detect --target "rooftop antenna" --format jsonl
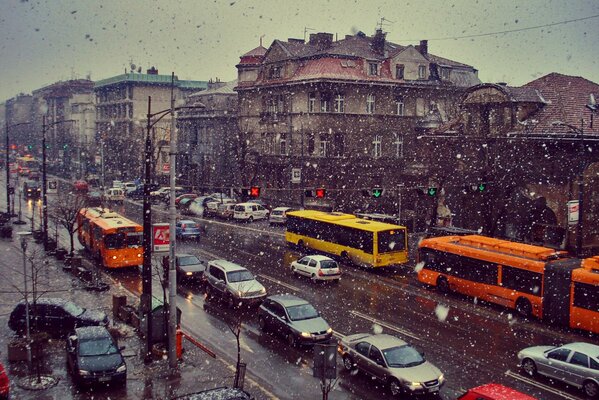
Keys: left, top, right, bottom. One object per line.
{"left": 377, "top": 17, "right": 394, "bottom": 31}
{"left": 304, "top": 27, "right": 315, "bottom": 41}
{"left": 260, "top": 34, "right": 265, "bottom": 47}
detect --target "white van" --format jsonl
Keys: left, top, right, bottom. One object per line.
{"left": 104, "top": 188, "right": 125, "bottom": 202}
{"left": 233, "top": 202, "right": 269, "bottom": 222}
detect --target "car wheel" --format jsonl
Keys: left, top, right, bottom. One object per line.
{"left": 515, "top": 297, "right": 532, "bottom": 318}
{"left": 297, "top": 240, "right": 306, "bottom": 251}
{"left": 436, "top": 276, "right": 450, "bottom": 294}
{"left": 287, "top": 332, "right": 296, "bottom": 347}
{"left": 342, "top": 355, "right": 355, "bottom": 371}
{"left": 583, "top": 380, "right": 599, "bottom": 398}
{"left": 388, "top": 378, "right": 403, "bottom": 396}
{"left": 521, "top": 358, "right": 537, "bottom": 377}
{"left": 205, "top": 286, "right": 212, "bottom": 299}
{"left": 227, "top": 296, "right": 237, "bottom": 308}
{"left": 311, "top": 273, "right": 317, "bottom": 283}
{"left": 248, "top": 216, "right": 254, "bottom": 223}
{"left": 290, "top": 265, "right": 296, "bottom": 274}
{"left": 258, "top": 316, "right": 267, "bottom": 332}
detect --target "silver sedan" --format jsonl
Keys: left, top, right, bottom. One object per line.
{"left": 518, "top": 342, "right": 599, "bottom": 398}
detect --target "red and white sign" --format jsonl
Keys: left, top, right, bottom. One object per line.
{"left": 567, "top": 200, "right": 579, "bottom": 225}
{"left": 152, "top": 223, "right": 170, "bottom": 252}
{"left": 162, "top": 163, "right": 170, "bottom": 173}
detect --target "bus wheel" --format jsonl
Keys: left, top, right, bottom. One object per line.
{"left": 340, "top": 251, "right": 351, "bottom": 265}
{"left": 297, "top": 240, "right": 305, "bottom": 250}
{"left": 436, "top": 277, "right": 450, "bottom": 294}
{"left": 583, "top": 380, "right": 599, "bottom": 398}
{"left": 515, "top": 298, "right": 532, "bottom": 318}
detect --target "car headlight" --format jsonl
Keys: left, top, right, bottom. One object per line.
{"left": 259, "top": 287, "right": 266, "bottom": 295}
{"left": 116, "top": 364, "right": 127, "bottom": 373}
{"left": 79, "top": 370, "right": 90, "bottom": 376}
{"left": 186, "top": 272, "right": 193, "bottom": 276}
{"left": 236, "top": 290, "right": 243, "bottom": 298}
{"left": 326, "top": 327, "right": 333, "bottom": 334}
{"left": 439, "top": 374, "right": 445, "bottom": 383}
{"left": 300, "top": 332, "right": 312, "bottom": 338}
{"left": 408, "top": 382, "right": 423, "bottom": 389}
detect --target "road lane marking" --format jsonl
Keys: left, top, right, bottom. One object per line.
{"left": 505, "top": 370, "right": 580, "bottom": 400}
{"left": 332, "top": 330, "right": 346, "bottom": 340}
{"left": 258, "top": 274, "right": 301, "bottom": 292}
{"left": 349, "top": 310, "right": 420, "bottom": 341}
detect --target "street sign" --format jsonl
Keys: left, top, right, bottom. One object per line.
{"left": 152, "top": 223, "right": 170, "bottom": 252}
{"left": 567, "top": 200, "right": 579, "bottom": 225}
{"left": 291, "top": 168, "right": 301, "bottom": 184}
{"left": 313, "top": 343, "right": 337, "bottom": 380}
{"left": 47, "top": 180, "right": 58, "bottom": 194}
{"left": 162, "top": 163, "right": 170, "bottom": 173}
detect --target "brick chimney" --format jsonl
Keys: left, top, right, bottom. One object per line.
{"left": 372, "top": 29, "right": 386, "bottom": 55}
{"left": 147, "top": 66, "right": 158, "bottom": 75}
{"left": 309, "top": 32, "right": 333, "bottom": 50}
{"left": 419, "top": 40, "right": 428, "bottom": 56}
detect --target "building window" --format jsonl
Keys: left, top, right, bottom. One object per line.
{"left": 441, "top": 67, "right": 451, "bottom": 80}
{"left": 395, "top": 96, "right": 405, "bottom": 116}
{"left": 320, "top": 92, "right": 331, "bottom": 112}
{"left": 366, "top": 94, "right": 376, "bottom": 114}
{"left": 308, "top": 92, "right": 316, "bottom": 113}
{"left": 269, "top": 65, "right": 282, "bottom": 79}
{"left": 396, "top": 64, "right": 405, "bottom": 79}
{"left": 369, "top": 63, "right": 379, "bottom": 76}
{"left": 416, "top": 97, "right": 426, "bottom": 116}
{"left": 261, "top": 132, "right": 269, "bottom": 154}
{"left": 334, "top": 94, "right": 344, "bottom": 113}
{"left": 373, "top": 135, "right": 381, "bottom": 158}
{"left": 418, "top": 65, "right": 427, "bottom": 79}
{"left": 333, "top": 132, "right": 344, "bottom": 157}
{"left": 393, "top": 135, "right": 404, "bottom": 158}
{"left": 307, "top": 134, "right": 315, "bottom": 155}
{"left": 319, "top": 135, "right": 328, "bottom": 157}
{"left": 279, "top": 133, "right": 287, "bottom": 155}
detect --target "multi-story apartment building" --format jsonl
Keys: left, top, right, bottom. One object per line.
{"left": 177, "top": 79, "right": 239, "bottom": 190}
{"left": 94, "top": 67, "right": 207, "bottom": 184}
{"left": 236, "top": 29, "right": 480, "bottom": 219}
{"left": 3, "top": 94, "right": 34, "bottom": 152}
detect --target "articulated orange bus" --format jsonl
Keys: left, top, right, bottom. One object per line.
{"left": 417, "top": 235, "right": 570, "bottom": 319}
{"left": 77, "top": 207, "right": 143, "bottom": 269}
{"left": 569, "top": 257, "right": 599, "bottom": 334}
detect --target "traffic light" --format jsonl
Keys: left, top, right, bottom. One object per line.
{"left": 476, "top": 183, "right": 486, "bottom": 192}
{"left": 304, "top": 189, "right": 314, "bottom": 198}
{"left": 372, "top": 187, "right": 384, "bottom": 198}
{"left": 427, "top": 187, "right": 437, "bottom": 197}
{"left": 250, "top": 186, "right": 260, "bottom": 198}
{"left": 315, "top": 188, "right": 326, "bottom": 198}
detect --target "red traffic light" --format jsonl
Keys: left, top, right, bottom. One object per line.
{"left": 250, "top": 186, "right": 260, "bottom": 198}
{"left": 315, "top": 188, "right": 326, "bottom": 198}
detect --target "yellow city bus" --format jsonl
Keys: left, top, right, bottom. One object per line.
{"left": 285, "top": 210, "right": 408, "bottom": 267}
{"left": 77, "top": 207, "right": 143, "bottom": 269}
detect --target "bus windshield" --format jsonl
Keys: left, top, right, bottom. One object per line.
{"left": 105, "top": 233, "right": 142, "bottom": 249}
{"left": 378, "top": 229, "right": 406, "bottom": 253}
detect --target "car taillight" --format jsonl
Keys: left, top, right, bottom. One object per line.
{"left": 318, "top": 269, "right": 324, "bottom": 276}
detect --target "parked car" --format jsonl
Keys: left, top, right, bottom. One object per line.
{"left": 66, "top": 326, "right": 126, "bottom": 387}
{"left": 247, "top": 199, "right": 271, "bottom": 210}
{"left": 338, "top": 333, "right": 445, "bottom": 396}
{"left": 150, "top": 187, "right": 170, "bottom": 200}
{"left": 123, "top": 182, "right": 138, "bottom": 193}
{"left": 179, "top": 197, "right": 196, "bottom": 215}
{"left": 175, "top": 193, "right": 198, "bottom": 207}
{"left": 458, "top": 384, "right": 538, "bottom": 400}
{"left": 188, "top": 196, "right": 216, "bottom": 217}
{"left": 175, "top": 254, "right": 207, "bottom": 283}
{"left": 290, "top": 255, "right": 341, "bottom": 282}
{"left": 126, "top": 183, "right": 159, "bottom": 200}
{"left": 258, "top": 294, "right": 332, "bottom": 346}
{"left": 269, "top": 206, "right": 295, "bottom": 225}
{"left": 173, "top": 387, "right": 251, "bottom": 400}
{"left": 175, "top": 220, "right": 201, "bottom": 241}
{"left": 8, "top": 298, "right": 109, "bottom": 336}
{"left": 204, "top": 260, "right": 266, "bottom": 307}
{"left": 216, "top": 203, "right": 236, "bottom": 220}
{"left": 205, "top": 199, "right": 235, "bottom": 217}
{"left": 162, "top": 187, "right": 187, "bottom": 204}
{"left": 73, "top": 180, "right": 89, "bottom": 193}
{"left": 0, "top": 362, "right": 9, "bottom": 400}
{"left": 87, "top": 191, "right": 103, "bottom": 207}
{"left": 518, "top": 342, "right": 599, "bottom": 398}
{"left": 233, "top": 202, "right": 269, "bottom": 222}
{"left": 104, "top": 187, "right": 125, "bottom": 202}
{"left": 23, "top": 180, "right": 41, "bottom": 199}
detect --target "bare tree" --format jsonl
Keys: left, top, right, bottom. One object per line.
{"left": 50, "top": 191, "right": 89, "bottom": 256}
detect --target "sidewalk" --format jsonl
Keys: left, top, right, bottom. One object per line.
{"left": 0, "top": 231, "right": 276, "bottom": 399}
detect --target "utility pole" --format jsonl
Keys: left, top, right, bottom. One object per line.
{"left": 576, "top": 118, "right": 585, "bottom": 257}
{"left": 142, "top": 96, "right": 154, "bottom": 362}
{"left": 5, "top": 123, "right": 10, "bottom": 215}
{"left": 168, "top": 72, "right": 178, "bottom": 367}
{"left": 42, "top": 116, "right": 48, "bottom": 249}
{"left": 300, "top": 118, "right": 305, "bottom": 208}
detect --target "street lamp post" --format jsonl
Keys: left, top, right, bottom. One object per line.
{"left": 17, "top": 231, "right": 32, "bottom": 371}
{"left": 5, "top": 122, "right": 31, "bottom": 216}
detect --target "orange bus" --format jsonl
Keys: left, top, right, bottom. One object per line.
{"left": 77, "top": 207, "right": 143, "bottom": 269}
{"left": 417, "top": 235, "right": 570, "bottom": 318}
{"left": 570, "top": 257, "right": 599, "bottom": 334}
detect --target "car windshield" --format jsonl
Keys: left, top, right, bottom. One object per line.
{"left": 227, "top": 270, "right": 254, "bottom": 282}
{"left": 320, "top": 260, "right": 338, "bottom": 269}
{"left": 64, "top": 301, "right": 85, "bottom": 317}
{"left": 286, "top": 304, "right": 319, "bottom": 321}
{"left": 178, "top": 256, "right": 201, "bottom": 266}
{"left": 383, "top": 345, "right": 425, "bottom": 368}
{"left": 79, "top": 337, "right": 118, "bottom": 356}
{"left": 272, "top": 210, "right": 283, "bottom": 215}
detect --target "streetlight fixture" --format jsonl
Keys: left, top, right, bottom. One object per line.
{"left": 41, "top": 116, "right": 75, "bottom": 250}
{"left": 17, "top": 231, "right": 32, "bottom": 371}
{"left": 141, "top": 73, "right": 202, "bottom": 364}
{"left": 5, "top": 121, "right": 31, "bottom": 217}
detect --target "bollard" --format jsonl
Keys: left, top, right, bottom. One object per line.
{"left": 176, "top": 329, "right": 183, "bottom": 359}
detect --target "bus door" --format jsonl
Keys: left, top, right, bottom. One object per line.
{"left": 542, "top": 259, "right": 580, "bottom": 325}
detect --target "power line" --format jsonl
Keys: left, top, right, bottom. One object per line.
{"left": 403, "top": 13, "right": 599, "bottom": 41}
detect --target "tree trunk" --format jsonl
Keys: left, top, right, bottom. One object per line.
{"left": 69, "top": 231, "right": 74, "bottom": 256}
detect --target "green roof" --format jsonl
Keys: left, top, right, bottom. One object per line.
{"left": 94, "top": 73, "right": 208, "bottom": 90}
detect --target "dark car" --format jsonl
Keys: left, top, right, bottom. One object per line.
{"left": 0, "top": 362, "right": 9, "bottom": 400}
{"left": 175, "top": 254, "right": 207, "bottom": 283}
{"left": 258, "top": 294, "right": 332, "bottom": 346}
{"left": 87, "top": 191, "right": 103, "bottom": 207}
{"left": 175, "top": 193, "right": 198, "bottom": 207}
{"left": 174, "top": 387, "right": 251, "bottom": 400}
{"left": 23, "top": 180, "right": 41, "bottom": 199}
{"left": 127, "top": 183, "right": 160, "bottom": 200}
{"left": 8, "top": 298, "right": 109, "bottom": 336}
{"left": 66, "top": 326, "right": 126, "bottom": 387}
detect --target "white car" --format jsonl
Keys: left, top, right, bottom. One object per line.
{"left": 233, "top": 202, "right": 269, "bottom": 222}
{"left": 104, "top": 187, "right": 125, "bottom": 202}
{"left": 150, "top": 187, "right": 170, "bottom": 197}
{"left": 269, "top": 207, "right": 295, "bottom": 225}
{"left": 123, "top": 182, "right": 137, "bottom": 193}
{"left": 290, "top": 255, "right": 341, "bottom": 282}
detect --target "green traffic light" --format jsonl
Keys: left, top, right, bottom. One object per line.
{"left": 478, "top": 183, "right": 486, "bottom": 192}
{"left": 427, "top": 187, "right": 437, "bottom": 196}
{"left": 372, "top": 188, "right": 383, "bottom": 198}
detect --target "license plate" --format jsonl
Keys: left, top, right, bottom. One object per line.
{"left": 99, "top": 376, "right": 111, "bottom": 382}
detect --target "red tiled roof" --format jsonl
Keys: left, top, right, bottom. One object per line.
{"left": 522, "top": 73, "right": 599, "bottom": 135}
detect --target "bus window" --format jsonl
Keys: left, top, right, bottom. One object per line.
{"left": 501, "top": 266, "right": 542, "bottom": 295}
{"left": 126, "top": 234, "right": 142, "bottom": 248}
{"left": 573, "top": 282, "right": 599, "bottom": 311}
{"left": 105, "top": 233, "right": 126, "bottom": 249}
{"left": 378, "top": 229, "right": 406, "bottom": 253}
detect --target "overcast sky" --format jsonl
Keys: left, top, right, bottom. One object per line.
{"left": 1, "top": 0, "right": 597, "bottom": 101}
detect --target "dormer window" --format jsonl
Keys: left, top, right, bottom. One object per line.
{"left": 396, "top": 64, "right": 405, "bottom": 80}
{"left": 269, "top": 65, "right": 282, "bottom": 79}
{"left": 369, "top": 63, "right": 379, "bottom": 76}
{"left": 441, "top": 67, "right": 451, "bottom": 80}
{"left": 418, "top": 65, "right": 427, "bottom": 79}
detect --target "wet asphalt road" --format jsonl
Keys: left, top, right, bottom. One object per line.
{"left": 5, "top": 175, "right": 599, "bottom": 400}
